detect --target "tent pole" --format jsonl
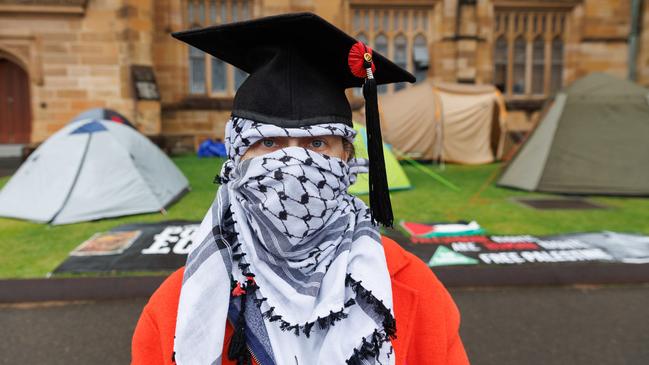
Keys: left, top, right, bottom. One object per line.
{"left": 394, "top": 148, "right": 461, "bottom": 191}
{"left": 404, "top": 158, "right": 460, "bottom": 191}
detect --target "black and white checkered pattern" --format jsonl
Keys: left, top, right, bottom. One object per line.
{"left": 174, "top": 117, "right": 396, "bottom": 365}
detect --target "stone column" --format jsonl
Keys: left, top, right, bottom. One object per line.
{"left": 119, "top": 0, "right": 161, "bottom": 135}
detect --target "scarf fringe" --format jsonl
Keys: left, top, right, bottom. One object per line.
{"left": 345, "top": 329, "right": 393, "bottom": 365}
{"left": 346, "top": 274, "right": 397, "bottom": 339}
{"left": 232, "top": 253, "right": 370, "bottom": 340}
{"left": 251, "top": 276, "right": 354, "bottom": 337}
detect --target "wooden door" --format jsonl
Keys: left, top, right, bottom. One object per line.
{"left": 0, "top": 59, "right": 31, "bottom": 143}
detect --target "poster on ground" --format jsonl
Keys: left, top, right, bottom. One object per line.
{"left": 52, "top": 221, "right": 199, "bottom": 274}
{"left": 53, "top": 220, "right": 649, "bottom": 278}
{"left": 386, "top": 223, "right": 649, "bottom": 268}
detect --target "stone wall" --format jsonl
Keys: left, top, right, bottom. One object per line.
{"left": 0, "top": 0, "right": 160, "bottom": 143}
{"left": 122, "top": 0, "right": 161, "bottom": 135}
{"left": 3, "top": 0, "right": 649, "bottom": 147}
{"left": 574, "top": 0, "right": 630, "bottom": 79}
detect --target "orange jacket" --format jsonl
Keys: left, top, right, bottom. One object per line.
{"left": 132, "top": 237, "right": 469, "bottom": 365}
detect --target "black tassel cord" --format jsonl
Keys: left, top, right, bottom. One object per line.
{"left": 362, "top": 59, "right": 394, "bottom": 228}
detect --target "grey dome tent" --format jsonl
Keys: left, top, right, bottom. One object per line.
{"left": 498, "top": 73, "right": 649, "bottom": 195}
{"left": 0, "top": 119, "right": 189, "bottom": 224}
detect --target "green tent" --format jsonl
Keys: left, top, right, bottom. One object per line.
{"left": 498, "top": 73, "right": 649, "bottom": 195}
{"left": 349, "top": 122, "right": 411, "bottom": 195}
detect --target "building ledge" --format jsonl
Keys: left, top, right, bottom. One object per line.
{"left": 163, "top": 96, "right": 367, "bottom": 112}
{"left": 505, "top": 98, "right": 547, "bottom": 112}
{"left": 581, "top": 36, "right": 628, "bottom": 43}
{"left": 162, "top": 97, "right": 234, "bottom": 112}
{"left": 442, "top": 35, "right": 486, "bottom": 42}
{"left": 0, "top": 0, "right": 87, "bottom": 15}
{"left": 349, "top": 0, "right": 437, "bottom": 6}
{"left": 494, "top": 0, "right": 579, "bottom": 10}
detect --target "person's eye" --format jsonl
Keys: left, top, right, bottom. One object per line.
{"left": 262, "top": 139, "right": 275, "bottom": 148}
{"left": 310, "top": 139, "right": 325, "bottom": 148}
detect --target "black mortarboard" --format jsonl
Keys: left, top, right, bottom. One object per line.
{"left": 172, "top": 12, "right": 415, "bottom": 227}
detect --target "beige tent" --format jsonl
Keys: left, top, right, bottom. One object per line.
{"left": 380, "top": 80, "right": 507, "bottom": 164}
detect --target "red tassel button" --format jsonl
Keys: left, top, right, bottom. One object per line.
{"left": 348, "top": 41, "right": 376, "bottom": 79}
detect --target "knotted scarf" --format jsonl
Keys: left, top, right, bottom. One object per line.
{"left": 173, "top": 117, "right": 395, "bottom": 365}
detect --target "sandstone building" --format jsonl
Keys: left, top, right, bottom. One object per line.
{"left": 1, "top": 0, "right": 648, "bottom": 152}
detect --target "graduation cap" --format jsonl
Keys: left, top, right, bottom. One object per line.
{"left": 172, "top": 12, "right": 415, "bottom": 227}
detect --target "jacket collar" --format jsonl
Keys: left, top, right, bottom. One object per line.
{"left": 382, "top": 236, "right": 410, "bottom": 278}
{"left": 382, "top": 236, "right": 419, "bottom": 363}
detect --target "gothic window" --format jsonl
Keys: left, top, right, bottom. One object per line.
{"left": 210, "top": 0, "right": 217, "bottom": 23}
{"left": 374, "top": 34, "right": 389, "bottom": 94}
{"left": 394, "top": 34, "right": 408, "bottom": 92}
{"left": 413, "top": 34, "right": 428, "bottom": 83}
{"left": 513, "top": 37, "right": 526, "bottom": 94}
{"left": 188, "top": 1, "right": 195, "bottom": 25}
{"left": 189, "top": 46, "right": 206, "bottom": 94}
{"left": 185, "top": 0, "right": 253, "bottom": 96}
{"left": 349, "top": 5, "right": 432, "bottom": 95}
{"left": 494, "top": 36, "right": 507, "bottom": 92}
{"left": 211, "top": 58, "right": 226, "bottom": 93}
{"left": 374, "top": 11, "right": 380, "bottom": 31}
{"left": 493, "top": 10, "right": 566, "bottom": 98}
{"left": 374, "top": 34, "right": 389, "bottom": 60}
{"left": 532, "top": 37, "right": 545, "bottom": 94}
{"left": 357, "top": 33, "right": 368, "bottom": 45}
{"left": 353, "top": 9, "right": 360, "bottom": 31}
{"left": 551, "top": 37, "right": 564, "bottom": 92}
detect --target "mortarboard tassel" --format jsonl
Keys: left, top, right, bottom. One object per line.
{"left": 349, "top": 42, "right": 394, "bottom": 227}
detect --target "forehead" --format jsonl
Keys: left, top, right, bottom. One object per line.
{"left": 262, "top": 135, "right": 342, "bottom": 140}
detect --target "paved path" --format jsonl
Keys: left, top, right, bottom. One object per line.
{"left": 455, "top": 284, "right": 649, "bottom": 365}
{"left": 0, "top": 299, "right": 146, "bottom": 365}
{"left": 1, "top": 285, "right": 648, "bottom": 364}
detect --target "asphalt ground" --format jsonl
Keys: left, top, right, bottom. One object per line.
{"left": 1, "top": 285, "right": 648, "bottom": 365}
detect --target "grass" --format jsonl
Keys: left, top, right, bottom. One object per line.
{"left": 392, "top": 163, "right": 649, "bottom": 236}
{"left": 1, "top": 155, "right": 648, "bottom": 278}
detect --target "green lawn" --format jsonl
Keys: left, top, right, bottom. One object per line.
{"left": 1, "top": 155, "right": 648, "bottom": 278}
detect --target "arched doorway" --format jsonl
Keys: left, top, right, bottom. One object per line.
{"left": 0, "top": 58, "right": 31, "bottom": 143}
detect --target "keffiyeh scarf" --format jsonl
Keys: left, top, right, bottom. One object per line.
{"left": 173, "top": 117, "right": 396, "bottom": 365}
